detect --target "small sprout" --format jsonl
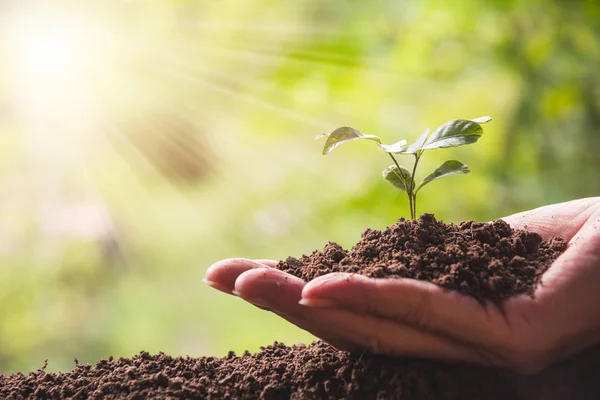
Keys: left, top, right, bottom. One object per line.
{"left": 317, "top": 117, "right": 491, "bottom": 219}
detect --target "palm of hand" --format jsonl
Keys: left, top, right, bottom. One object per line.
{"left": 205, "top": 198, "right": 600, "bottom": 374}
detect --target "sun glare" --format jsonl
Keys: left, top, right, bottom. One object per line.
{"left": 9, "top": 17, "right": 91, "bottom": 87}
{"left": 3, "top": 1, "right": 322, "bottom": 210}
{"left": 2, "top": 7, "right": 111, "bottom": 176}
{"left": 21, "top": 34, "right": 76, "bottom": 76}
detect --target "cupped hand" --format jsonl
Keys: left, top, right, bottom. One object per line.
{"left": 204, "top": 197, "right": 600, "bottom": 374}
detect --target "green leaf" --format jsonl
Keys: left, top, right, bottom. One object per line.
{"left": 382, "top": 164, "right": 412, "bottom": 192}
{"left": 416, "top": 160, "right": 470, "bottom": 192}
{"left": 403, "top": 128, "right": 430, "bottom": 154}
{"left": 379, "top": 139, "right": 408, "bottom": 153}
{"left": 318, "top": 127, "right": 381, "bottom": 155}
{"left": 422, "top": 119, "right": 485, "bottom": 150}
{"left": 471, "top": 116, "right": 492, "bottom": 124}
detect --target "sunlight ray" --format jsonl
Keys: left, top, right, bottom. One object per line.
{"left": 180, "top": 21, "right": 352, "bottom": 37}
{"left": 92, "top": 109, "right": 209, "bottom": 225}
{"left": 156, "top": 41, "right": 411, "bottom": 80}
{"left": 88, "top": 106, "right": 244, "bottom": 261}
{"left": 106, "top": 56, "right": 332, "bottom": 249}
{"left": 149, "top": 55, "right": 325, "bottom": 128}
{"left": 68, "top": 133, "right": 133, "bottom": 268}
{"left": 79, "top": 37, "right": 343, "bottom": 257}
{"left": 91, "top": 88, "right": 267, "bottom": 259}
{"left": 145, "top": 60, "right": 337, "bottom": 243}
{"left": 89, "top": 113, "right": 159, "bottom": 209}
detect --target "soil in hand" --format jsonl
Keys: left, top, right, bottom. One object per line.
{"left": 277, "top": 214, "right": 567, "bottom": 304}
{"left": 2, "top": 341, "right": 600, "bottom": 400}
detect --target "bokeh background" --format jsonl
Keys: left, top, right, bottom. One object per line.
{"left": 1, "top": 0, "right": 599, "bottom": 373}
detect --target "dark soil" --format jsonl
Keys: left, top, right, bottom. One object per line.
{"left": 3, "top": 215, "right": 594, "bottom": 400}
{"left": 277, "top": 214, "right": 567, "bottom": 304}
{"left": 2, "top": 341, "right": 600, "bottom": 399}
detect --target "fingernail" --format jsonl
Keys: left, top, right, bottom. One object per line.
{"left": 203, "top": 278, "right": 217, "bottom": 288}
{"left": 203, "top": 278, "right": 233, "bottom": 293}
{"left": 232, "top": 291, "right": 270, "bottom": 309}
{"left": 298, "top": 298, "right": 337, "bottom": 308}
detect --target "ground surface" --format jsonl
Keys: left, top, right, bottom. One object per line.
{"left": 1, "top": 341, "right": 599, "bottom": 399}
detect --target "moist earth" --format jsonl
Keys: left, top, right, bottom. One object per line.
{"left": 3, "top": 215, "right": 594, "bottom": 400}
{"left": 277, "top": 214, "right": 567, "bottom": 304}
{"left": 2, "top": 342, "right": 599, "bottom": 399}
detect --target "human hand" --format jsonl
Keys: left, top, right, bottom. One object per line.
{"left": 204, "top": 197, "right": 600, "bottom": 374}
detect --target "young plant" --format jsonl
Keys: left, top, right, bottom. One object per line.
{"left": 316, "top": 117, "right": 492, "bottom": 219}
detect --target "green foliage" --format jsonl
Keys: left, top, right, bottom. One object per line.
{"left": 418, "top": 160, "right": 470, "bottom": 192}
{"left": 318, "top": 127, "right": 382, "bottom": 155}
{"left": 382, "top": 165, "right": 412, "bottom": 192}
{"left": 421, "top": 119, "right": 486, "bottom": 150}
{"left": 318, "top": 117, "right": 492, "bottom": 218}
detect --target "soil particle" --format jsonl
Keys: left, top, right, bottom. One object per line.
{"left": 2, "top": 341, "right": 599, "bottom": 399}
{"left": 277, "top": 214, "right": 566, "bottom": 304}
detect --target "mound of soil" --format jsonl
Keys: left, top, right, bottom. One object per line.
{"left": 3, "top": 215, "right": 593, "bottom": 399}
{"left": 2, "top": 341, "right": 600, "bottom": 399}
{"left": 277, "top": 214, "right": 567, "bottom": 304}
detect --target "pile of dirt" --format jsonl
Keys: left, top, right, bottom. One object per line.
{"left": 2, "top": 341, "right": 600, "bottom": 399}
{"left": 277, "top": 214, "right": 567, "bottom": 304}
{"left": 3, "top": 215, "right": 592, "bottom": 399}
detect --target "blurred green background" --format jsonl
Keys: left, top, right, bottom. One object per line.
{"left": 0, "top": 0, "right": 599, "bottom": 373}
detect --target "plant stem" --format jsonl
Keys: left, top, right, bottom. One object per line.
{"left": 413, "top": 193, "right": 417, "bottom": 219}
{"left": 410, "top": 153, "right": 421, "bottom": 219}
{"left": 408, "top": 188, "right": 414, "bottom": 220}
{"left": 388, "top": 153, "right": 413, "bottom": 218}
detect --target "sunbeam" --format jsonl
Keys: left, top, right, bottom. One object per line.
{"left": 154, "top": 57, "right": 325, "bottom": 127}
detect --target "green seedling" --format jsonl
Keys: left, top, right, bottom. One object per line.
{"left": 316, "top": 117, "right": 492, "bottom": 219}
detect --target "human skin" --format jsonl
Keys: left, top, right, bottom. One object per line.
{"left": 204, "top": 197, "right": 600, "bottom": 374}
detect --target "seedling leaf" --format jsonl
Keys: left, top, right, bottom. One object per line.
{"left": 403, "top": 128, "right": 430, "bottom": 154}
{"left": 471, "top": 116, "right": 492, "bottom": 124}
{"left": 380, "top": 139, "right": 408, "bottom": 153}
{"left": 422, "top": 119, "right": 484, "bottom": 150}
{"left": 319, "top": 127, "right": 381, "bottom": 155}
{"left": 382, "top": 164, "right": 412, "bottom": 192}
{"left": 416, "top": 160, "right": 470, "bottom": 192}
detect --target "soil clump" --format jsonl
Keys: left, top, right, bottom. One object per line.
{"left": 277, "top": 214, "right": 566, "bottom": 304}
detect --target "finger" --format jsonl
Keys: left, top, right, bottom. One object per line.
{"left": 520, "top": 205, "right": 600, "bottom": 351}
{"left": 301, "top": 273, "right": 513, "bottom": 349}
{"left": 234, "top": 267, "right": 307, "bottom": 308}
{"left": 204, "top": 258, "right": 273, "bottom": 294}
{"left": 280, "top": 308, "right": 488, "bottom": 364}
{"left": 235, "top": 269, "right": 490, "bottom": 364}
{"left": 308, "top": 308, "right": 489, "bottom": 363}
{"left": 234, "top": 267, "right": 361, "bottom": 350}
{"left": 537, "top": 205, "right": 600, "bottom": 285}
{"left": 501, "top": 197, "right": 600, "bottom": 241}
